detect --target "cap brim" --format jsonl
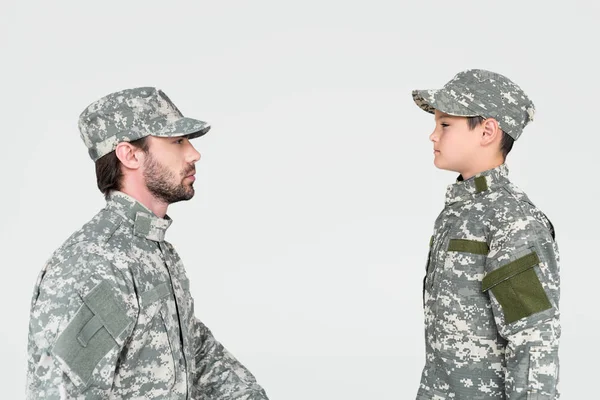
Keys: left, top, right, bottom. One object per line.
{"left": 153, "top": 117, "right": 211, "bottom": 139}
{"left": 412, "top": 89, "right": 438, "bottom": 114}
{"left": 412, "top": 88, "right": 479, "bottom": 117}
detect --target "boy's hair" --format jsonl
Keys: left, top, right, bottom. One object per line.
{"left": 95, "top": 137, "right": 149, "bottom": 199}
{"left": 467, "top": 116, "right": 514, "bottom": 160}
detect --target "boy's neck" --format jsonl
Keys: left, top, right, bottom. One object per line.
{"left": 459, "top": 159, "right": 504, "bottom": 181}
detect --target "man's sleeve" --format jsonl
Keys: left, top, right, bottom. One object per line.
{"left": 192, "top": 318, "right": 269, "bottom": 400}
{"left": 482, "top": 215, "right": 560, "bottom": 400}
{"left": 27, "top": 257, "right": 136, "bottom": 399}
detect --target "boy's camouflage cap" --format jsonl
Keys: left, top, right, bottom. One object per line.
{"left": 78, "top": 87, "right": 211, "bottom": 161}
{"left": 412, "top": 69, "right": 535, "bottom": 140}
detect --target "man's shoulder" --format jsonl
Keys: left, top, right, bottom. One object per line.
{"left": 45, "top": 209, "right": 135, "bottom": 279}
{"left": 59, "top": 205, "right": 134, "bottom": 250}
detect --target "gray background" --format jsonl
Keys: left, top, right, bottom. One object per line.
{"left": 1, "top": 0, "right": 598, "bottom": 398}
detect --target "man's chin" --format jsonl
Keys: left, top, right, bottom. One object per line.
{"left": 182, "top": 187, "right": 195, "bottom": 201}
{"left": 178, "top": 182, "right": 195, "bottom": 199}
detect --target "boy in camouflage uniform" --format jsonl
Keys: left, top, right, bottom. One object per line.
{"left": 27, "top": 87, "right": 269, "bottom": 399}
{"left": 412, "top": 70, "right": 560, "bottom": 400}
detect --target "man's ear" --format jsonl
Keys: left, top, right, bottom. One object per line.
{"left": 115, "top": 142, "right": 144, "bottom": 170}
{"left": 481, "top": 118, "right": 501, "bottom": 147}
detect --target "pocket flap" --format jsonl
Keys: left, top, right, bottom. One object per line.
{"left": 84, "top": 281, "right": 131, "bottom": 341}
{"left": 77, "top": 314, "right": 103, "bottom": 347}
{"left": 52, "top": 280, "right": 132, "bottom": 390}
{"left": 140, "top": 283, "right": 172, "bottom": 306}
{"left": 482, "top": 251, "right": 540, "bottom": 292}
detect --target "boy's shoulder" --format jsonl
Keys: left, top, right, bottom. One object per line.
{"left": 486, "top": 181, "right": 555, "bottom": 239}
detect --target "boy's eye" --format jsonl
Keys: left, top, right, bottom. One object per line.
{"left": 441, "top": 123, "right": 449, "bottom": 127}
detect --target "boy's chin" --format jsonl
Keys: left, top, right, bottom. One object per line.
{"left": 434, "top": 161, "right": 460, "bottom": 174}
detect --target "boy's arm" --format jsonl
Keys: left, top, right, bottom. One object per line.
{"left": 483, "top": 216, "right": 560, "bottom": 400}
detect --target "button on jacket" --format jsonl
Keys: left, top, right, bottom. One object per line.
{"left": 27, "top": 192, "right": 268, "bottom": 399}
{"left": 416, "top": 165, "right": 560, "bottom": 400}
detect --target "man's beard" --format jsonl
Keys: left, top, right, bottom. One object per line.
{"left": 143, "top": 152, "right": 196, "bottom": 205}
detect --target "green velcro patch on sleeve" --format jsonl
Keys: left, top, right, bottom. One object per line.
{"left": 53, "top": 304, "right": 117, "bottom": 389}
{"left": 77, "top": 314, "right": 104, "bottom": 347}
{"left": 482, "top": 251, "right": 552, "bottom": 324}
{"left": 84, "top": 281, "right": 130, "bottom": 340}
{"left": 52, "top": 280, "right": 132, "bottom": 389}
{"left": 482, "top": 252, "right": 539, "bottom": 291}
{"left": 447, "top": 239, "right": 489, "bottom": 255}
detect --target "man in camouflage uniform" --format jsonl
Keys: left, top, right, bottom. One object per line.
{"left": 27, "top": 87, "right": 269, "bottom": 399}
{"left": 412, "top": 70, "right": 560, "bottom": 399}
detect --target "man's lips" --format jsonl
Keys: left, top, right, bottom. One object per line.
{"left": 185, "top": 170, "right": 196, "bottom": 180}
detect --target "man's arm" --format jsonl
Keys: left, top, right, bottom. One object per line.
{"left": 193, "top": 319, "right": 269, "bottom": 400}
{"left": 483, "top": 215, "right": 560, "bottom": 399}
{"left": 27, "top": 256, "right": 136, "bottom": 399}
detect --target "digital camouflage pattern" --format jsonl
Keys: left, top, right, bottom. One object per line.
{"left": 78, "top": 87, "right": 211, "bottom": 161}
{"left": 412, "top": 69, "right": 535, "bottom": 140}
{"left": 27, "top": 192, "right": 269, "bottom": 399}
{"left": 416, "top": 165, "right": 560, "bottom": 400}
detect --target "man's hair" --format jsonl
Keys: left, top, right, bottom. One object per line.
{"left": 95, "top": 137, "right": 149, "bottom": 199}
{"left": 467, "top": 116, "right": 514, "bottom": 160}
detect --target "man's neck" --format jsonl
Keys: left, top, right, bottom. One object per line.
{"left": 119, "top": 188, "right": 169, "bottom": 218}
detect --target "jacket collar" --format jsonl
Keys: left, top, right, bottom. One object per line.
{"left": 106, "top": 191, "right": 172, "bottom": 242}
{"left": 445, "top": 164, "right": 510, "bottom": 205}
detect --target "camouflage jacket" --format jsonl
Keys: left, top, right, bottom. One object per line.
{"left": 27, "top": 192, "right": 268, "bottom": 400}
{"left": 416, "top": 164, "right": 560, "bottom": 400}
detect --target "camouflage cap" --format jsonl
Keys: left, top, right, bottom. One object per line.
{"left": 78, "top": 87, "right": 211, "bottom": 161}
{"left": 412, "top": 69, "right": 535, "bottom": 140}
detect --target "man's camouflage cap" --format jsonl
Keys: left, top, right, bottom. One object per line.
{"left": 78, "top": 87, "right": 211, "bottom": 161}
{"left": 412, "top": 69, "right": 535, "bottom": 140}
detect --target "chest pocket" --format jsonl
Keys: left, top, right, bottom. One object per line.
{"left": 178, "top": 275, "right": 194, "bottom": 320}
{"left": 444, "top": 237, "right": 490, "bottom": 280}
{"left": 424, "top": 228, "right": 452, "bottom": 290}
{"left": 442, "top": 237, "right": 496, "bottom": 336}
{"left": 138, "top": 283, "right": 177, "bottom": 386}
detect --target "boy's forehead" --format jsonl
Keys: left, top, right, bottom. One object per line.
{"left": 435, "top": 110, "right": 456, "bottom": 119}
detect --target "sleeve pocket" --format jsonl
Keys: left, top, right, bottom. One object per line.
{"left": 482, "top": 251, "right": 552, "bottom": 324}
{"left": 526, "top": 346, "right": 558, "bottom": 399}
{"left": 52, "top": 281, "right": 132, "bottom": 390}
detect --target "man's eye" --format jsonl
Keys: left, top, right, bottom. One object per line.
{"left": 441, "top": 123, "right": 449, "bottom": 127}
{"left": 175, "top": 138, "right": 184, "bottom": 144}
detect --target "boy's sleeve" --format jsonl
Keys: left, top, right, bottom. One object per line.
{"left": 482, "top": 215, "right": 560, "bottom": 400}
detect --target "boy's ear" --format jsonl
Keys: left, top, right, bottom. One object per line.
{"left": 481, "top": 118, "right": 501, "bottom": 147}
